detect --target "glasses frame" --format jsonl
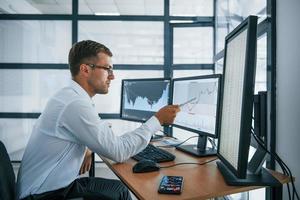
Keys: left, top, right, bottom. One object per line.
{"left": 86, "top": 63, "right": 114, "bottom": 76}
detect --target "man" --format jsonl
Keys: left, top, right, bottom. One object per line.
{"left": 17, "top": 40, "right": 180, "bottom": 200}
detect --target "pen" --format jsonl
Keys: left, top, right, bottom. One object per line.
{"left": 179, "top": 97, "right": 196, "bottom": 108}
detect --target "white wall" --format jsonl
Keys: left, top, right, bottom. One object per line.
{"left": 277, "top": 0, "right": 300, "bottom": 198}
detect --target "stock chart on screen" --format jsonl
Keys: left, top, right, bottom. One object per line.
{"left": 172, "top": 77, "right": 219, "bottom": 135}
{"left": 121, "top": 79, "right": 170, "bottom": 122}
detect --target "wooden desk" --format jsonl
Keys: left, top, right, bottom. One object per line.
{"left": 100, "top": 145, "right": 290, "bottom": 200}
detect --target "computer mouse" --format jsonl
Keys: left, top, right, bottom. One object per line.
{"left": 132, "top": 159, "right": 160, "bottom": 173}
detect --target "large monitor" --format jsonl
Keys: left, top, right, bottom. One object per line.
{"left": 216, "top": 16, "right": 279, "bottom": 186}
{"left": 171, "top": 74, "right": 221, "bottom": 157}
{"left": 120, "top": 78, "right": 171, "bottom": 122}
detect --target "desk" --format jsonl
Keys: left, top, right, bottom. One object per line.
{"left": 100, "top": 145, "right": 290, "bottom": 200}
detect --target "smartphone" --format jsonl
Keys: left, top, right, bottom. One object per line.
{"left": 158, "top": 176, "right": 184, "bottom": 194}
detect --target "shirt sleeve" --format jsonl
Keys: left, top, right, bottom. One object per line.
{"left": 57, "top": 99, "right": 161, "bottom": 162}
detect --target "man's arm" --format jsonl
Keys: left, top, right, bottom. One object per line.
{"left": 59, "top": 100, "right": 180, "bottom": 163}
{"left": 79, "top": 148, "right": 92, "bottom": 175}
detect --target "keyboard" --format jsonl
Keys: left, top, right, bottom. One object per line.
{"left": 132, "top": 144, "right": 175, "bottom": 163}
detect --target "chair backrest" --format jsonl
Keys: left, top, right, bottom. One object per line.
{"left": 0, "top": 141, "right": 16, "bottom": 200}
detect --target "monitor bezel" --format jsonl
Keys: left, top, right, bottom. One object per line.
{"left": 120, "top": 77, "right": 171, "bottom": 123}
{"left": 171, "top": 74, "right": 222, "bottom": 139}
{"left": 216, "top": 16, "right": 258, "bottom": 179}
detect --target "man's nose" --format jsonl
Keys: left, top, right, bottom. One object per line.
{"left": 109, "top": 74, "right": 115, "bottom": 80}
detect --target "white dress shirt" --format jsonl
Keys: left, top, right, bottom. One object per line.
{"left": 17, "top": 80, "right": 161, "bottom": 199}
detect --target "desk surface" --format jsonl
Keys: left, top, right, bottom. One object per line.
{"left": 101, "top": 144, "right": 290, "bottom": 200}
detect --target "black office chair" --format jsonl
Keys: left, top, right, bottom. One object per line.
{"left": 0, "top": 141, "right": 16, "bottom": 200}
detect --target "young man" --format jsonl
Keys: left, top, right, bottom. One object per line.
{"left": 17, "top": 40, "right": 180, "bottom": 200}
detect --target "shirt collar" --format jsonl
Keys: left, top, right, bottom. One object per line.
{"left": 70, "top": 80, "right": 95, "bottom": 106}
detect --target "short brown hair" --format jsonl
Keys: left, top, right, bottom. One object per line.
{"left": 68, "top": 40, "right": 112, "bottom": 77}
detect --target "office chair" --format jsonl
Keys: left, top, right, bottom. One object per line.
{"left": 0, "top": 141, "right": 16, "bottom": 200}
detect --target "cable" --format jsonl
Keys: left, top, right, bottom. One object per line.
{"left": 251, "top": 130, "right": 299, "bottom": 200}
{"left": 272, "top": 150, "right": 299, "bottom": 200}
{"left": 207, "top": 137, "right": 217, "bottom": 149}
{"left": 251, "top": 130, "right": 292, "bottom": 200}
{"left": 251, "top": 127, "right": 295, "bottom": 200}
{"left": 251, "top": 127, "right": 292, "bottom": 199}
{"left": 156, "top": 135, "right": 199, "bottom": 148}
{"left": 160, "top": 158, "right": 218, "bottom": 169}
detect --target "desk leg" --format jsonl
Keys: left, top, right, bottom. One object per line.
{"left": 89, "top": 152, "right": 95, "bottom": 177}
{"left": 269, "top": 185, "right": 282, "bottom": 200}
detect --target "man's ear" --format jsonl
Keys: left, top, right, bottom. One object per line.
{"left": 79, "top": 64, "right": 90, "bottom": 77}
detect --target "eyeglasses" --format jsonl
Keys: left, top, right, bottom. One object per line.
{"left": 86, "top": 64, "right": 114, "bottom": 76}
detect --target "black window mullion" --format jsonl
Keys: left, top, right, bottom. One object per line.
{"left": 172, "top": 64, "right": 214, "bottom": 70}
{"left": 0, "top": 63, "right": 69, "bottom": 69}
{"left": 213, "top": 0, "right": 216, "bottom": 73}
{"left": 0, "top": 64, "right": 164, "bottom": 70}
{"left": 164, "top": 0, "right": 171, "bottom": 79}
{"left": 72, "top": 0, "right": 78, "bottom": 44}
{"left": 0, "top": 113, "right": 120, "bottom": 119}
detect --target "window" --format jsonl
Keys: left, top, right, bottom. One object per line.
{"left": 0, "top": 1, "right": 214, "bottom": 162}
{"left": 0, "top": 20, "right": 71, "bottom": 63}
{"left": 78, "top": 21, "right": 164, "bottom": 64}
{"left": 79, "top": 0, "right": 164, "bottom": 16}
{"left": 173, "top": 27, "right": 213, "bottom": 64}
{"left": 0, "top": 69, "right": 70, "bottom": 112}
{"left": 0, "top": 0, "right": 72, "bottom": 14}
{"left": 255, "top": 33, "right": 267, "bottom": 93}
{"left": 0, "top": 119, "right": 36, "bottom": 161}
{"left": 170, "top": 0, "right": 213, "bottom": 16}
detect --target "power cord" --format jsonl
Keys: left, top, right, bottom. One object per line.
{"left": 251, "top": 128, "right": 299, "bottom": 200}
{"left": 251, "top": 126, "right": 293, "bottom": 199}
{"left": 160, "top": 158, "right": 218, "bottom": 169}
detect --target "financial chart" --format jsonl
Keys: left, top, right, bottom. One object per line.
{"left": 121, "top": 79, "right": 170, "bottom": 121}
{"left": 173, "top": 78, "right": 219, "bottom": 135}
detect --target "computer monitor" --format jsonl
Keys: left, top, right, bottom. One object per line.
{"left": 120, "top": 78, "right": 171, "bottom": 122}
{"left": 216, "top": 16, "right": 279, "bottom": 186}
{"left": 171, "top": 74, "right": 221, "bottom": 157}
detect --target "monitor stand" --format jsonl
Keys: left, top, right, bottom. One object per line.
{"left": 217, "top": 161, "right": 281, "bottom": 186}
{"left": 176, "top": 135, "right": 216, "bottom": 157}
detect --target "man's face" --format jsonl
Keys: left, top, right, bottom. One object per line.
{"left": 87, "top": 52, "right": 114, "bottom": 95}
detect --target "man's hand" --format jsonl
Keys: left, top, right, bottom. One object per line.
{"left": 155, "top": 105, "right": 180, "bottom": 125}
{"left": 79, "top": 149, "right": 92, "bottom": 175}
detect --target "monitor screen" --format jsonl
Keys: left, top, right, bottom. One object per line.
{"left": 120, "top": 78, "right": 170, "bottom": 122}
{"left": 172, "top": 74, "right": 221, "bottom": 138}
{"left": 217, "top": 16, "right": 257, "bottom": 179}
